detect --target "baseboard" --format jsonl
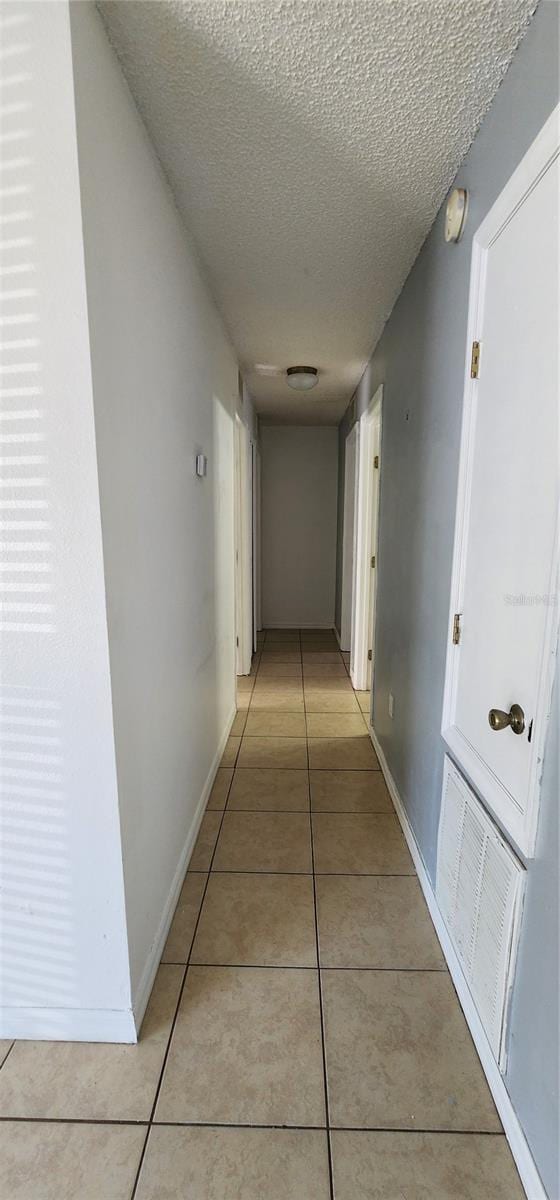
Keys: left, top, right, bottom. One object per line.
{"left": 299, "top": 623, "right": 335, "bottom": 630}
{"left": 334, "top": 625, "right": 351, "bottom": 653}
{"left": 131, "top": 702, "right": 236, "bottom": 1034}
{"left": 0, "top": 1004, "right": 137, "bottom": 1043}
{"left": 263, "top": 622, "right": 335, "bottom": 630}
{"left": 368, "top": 724, "right": 547, "bottom": 1200}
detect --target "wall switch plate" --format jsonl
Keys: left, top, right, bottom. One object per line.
{"left": 195, "top": 453, "right": 207, "bottom": 478}
{"left": 388, "top": 692, "right": 395, "bottom": 719}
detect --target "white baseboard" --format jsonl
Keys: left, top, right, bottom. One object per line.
{"left": 0, "top": 1004, "right": 137, "bottom": 1044}
{"left": 334, "top": 626, "right": 353, "bottom": 656}
{"left": 263, "top": 622, "right": 334, "bottom": 630}
{"left": 131, "top": 703, "right": 236, "bottom": 1033}
{"left": 335, "top": 629, "right": 352, "bottom": 655}
{"left": 369, "top": 724, "right": 546, "bottom": 1200}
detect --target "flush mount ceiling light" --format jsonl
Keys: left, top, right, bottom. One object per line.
{"left": 286, "top": 365, "right": 319, "bottom": 391}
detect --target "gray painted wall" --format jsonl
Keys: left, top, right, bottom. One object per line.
{"left": 335, "top": 4, "right": 559, "bottom": 1194}
{"left": 261, "top": 426, "right": 338, "bottom": 628}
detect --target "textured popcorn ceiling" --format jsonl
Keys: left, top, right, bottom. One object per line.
{"left": 98, "top": 0, "right": 536, "bottom": 424}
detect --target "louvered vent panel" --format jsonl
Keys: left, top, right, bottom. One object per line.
{"left": 436, "top": 757, "right": 525, "bottom": 1068}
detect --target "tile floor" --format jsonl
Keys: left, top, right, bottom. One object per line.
{"left": 0, "top": 628, "right": 525, "bottom": 1198}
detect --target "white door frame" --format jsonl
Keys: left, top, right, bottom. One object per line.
{"left": 441, "top": 103, "right": 560, "bottom": 858}
{"left": 255, "top": 443, "right": 262, "bottom": 634}
{"left": 351, "top": 384, "right": 383, "bottom": 692}
{"left": 340, "top": 423, "right": 359, "bottom": 651}
{"left": 234, "top": 415, "right": 253, "bottom": 675}
{"left": 251, "top": 440, "right": 261, "bottom": 650}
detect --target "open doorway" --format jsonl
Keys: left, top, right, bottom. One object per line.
{"left": 340, "top": 422, "right": 359, "bottom": 651}
{"left": 351, "top": 384, "right": 383, "bottom": 694}
{"left": 234, "top": 414, "right": 253, "bottom": 675}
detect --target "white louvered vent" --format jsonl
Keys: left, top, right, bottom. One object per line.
{"left": 436, "top": 757, "right": 525, "bottom": 1069}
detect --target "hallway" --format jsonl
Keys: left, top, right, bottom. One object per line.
{"left": 0, "top": 629, "right": 525, "bottom": 1197}
{"left": 1, "top": 4, "right": 558, "bottom": 1197}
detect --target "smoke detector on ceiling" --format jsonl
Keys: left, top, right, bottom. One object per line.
{"left": 286, "top": 366, "right": 319, "bottom": 391}
{"left": 445, "top": 187, "right": 469, "bottom": 243}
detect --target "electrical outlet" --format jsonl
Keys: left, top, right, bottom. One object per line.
{"left": 388, "top": 692, "right": 395, "bottom": 719}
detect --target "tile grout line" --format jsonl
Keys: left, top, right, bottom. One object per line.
{"left": 163, "top": 963, "right": 447, "bottom": 973}
{"left": 209, "top": 809, "right": 392, "bottom": 815}
{"left": 219, "top": 767, "right": 382, "bottom": 772}
{"left": 129, "top": 759, "right": 238, "bottom": 1199}
{"left": 0, "top": 1042, "right": 15, "bottom": 1076}
{"left": 190, "top": 870, "right": 415, "bottom": 878}
{"left": 304, "top": 667, "right": 336, "bottom": 1200}
{"left": 0, "top": 1114, "right": 507, "bottom": 1135}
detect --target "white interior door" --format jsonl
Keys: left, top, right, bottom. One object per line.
{"left": 234, "top": 416, "right": 253, "bottom": 676}
{"left": 251, "top": 441, "right": 259, "bottom": 650}
{"left": 442, "top": 107, "right": 559, "bottom": 858}
{"left": 234, "top": 418, "right": 243, "bottom": 675}
{"left": 340, "top": 425, "right": 358, "bottom": 651}
{"left": 351, "top": 385, "right": 383, "bottom": 692}
{"left": 366, "top": 413, "right": 382, "bottom": 691}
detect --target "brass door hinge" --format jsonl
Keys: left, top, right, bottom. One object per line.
{"left": 452, "top": 613, "right": 461, "bottom": 645}
{"left": 371, "top": 555, "right": 376, "bottom": 568}
{"left": 374, "top": 455, "right": 379, "bottom": 469}
{"left": 470, "top": 341, "right": 481, "bottom": 379}
{"left": 368, "top": 649, "right": 373, "bottom": 661}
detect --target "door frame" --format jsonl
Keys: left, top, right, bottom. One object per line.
{"left": 351, "top": 384, "right": 383, "bottom": 692}
{"left": 234, "top": 414, "right": 253, "bottom": 676}
{"left": 441, "top": 103, "right": 560, "bottom": 858}
{"left": 252, "top": 439, "right": 261, "bottom": 650}
{"left": 340, "top": 423, "right": 359, "bottom": 652}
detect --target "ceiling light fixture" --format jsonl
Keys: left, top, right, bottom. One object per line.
{"left": 286, "top": 365, "right": 318, "bottom": 391}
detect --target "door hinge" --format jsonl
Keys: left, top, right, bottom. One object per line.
{"left": 368, "top": 649, "right": 372, "bottom": 661}
{"left": 371, "top": 555, "right": 376, "bottom": 568}
{"left": 374, "top": 455, "right": 379, "bottom": 469}
{"left": 452, "top": 613, "right": 461, "bottom": 645}
{"left": 470, "top": 340, "right": 481, "bottom": 379}
{"left": 236, "top": 636, "right": 239, "bottom": 647}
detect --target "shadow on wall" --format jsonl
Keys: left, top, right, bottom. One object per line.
{"left": 0, "top": 11, "right": 77, "bottom": 1026}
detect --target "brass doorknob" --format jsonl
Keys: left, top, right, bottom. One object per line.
{"left": 488, "top": 704, "right": 525, "bottom": 735}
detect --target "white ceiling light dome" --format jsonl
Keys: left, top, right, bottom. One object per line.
{"left": 286, "top": 366, "right": 319, "bottom": 391}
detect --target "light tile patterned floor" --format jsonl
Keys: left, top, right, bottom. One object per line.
{"left": 0, "top": 629, "right": 525, "bottom": 1199}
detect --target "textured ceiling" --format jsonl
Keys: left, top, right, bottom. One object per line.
{"left": 98, "top": 0, "right": 536, "bottom": 424}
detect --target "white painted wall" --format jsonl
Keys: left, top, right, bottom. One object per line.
{"left": 69, "top": 3, "right": 242, "bottom": 1018}
{"left": 0, "top": 3, "right": 131, "bottom": 1040}
{"left": 261, "top": 426, "right": 338, "bottom": 629}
